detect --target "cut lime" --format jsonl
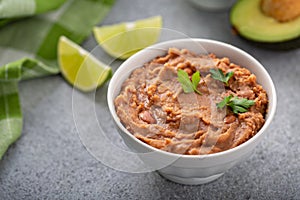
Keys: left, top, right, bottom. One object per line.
{"left": 58, "top": 36, "right": 112, "bottom": 92}
{"left": 93, "top": 16, "right": 162, "bottom": 59}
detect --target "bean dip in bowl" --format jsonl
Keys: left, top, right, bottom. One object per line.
{"left": 107, "top": 39, "right": 276, "bottom": 185}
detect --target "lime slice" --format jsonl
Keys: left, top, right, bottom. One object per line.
{"left": 93, "top": 16, "right": 162, "bottom": 59}
{"left": 58, "top": 36, "right": 112, "bottom": 92}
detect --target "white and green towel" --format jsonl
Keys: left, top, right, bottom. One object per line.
{"left": 0, "top": 0, "right": 67, "bottom": 27}
{"left": 0, "top": 0, "right": 115, "bottom": 159}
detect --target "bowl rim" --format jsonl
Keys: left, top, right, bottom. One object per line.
{"left": 107, "top": 38, "right": 277, "bottom": 159}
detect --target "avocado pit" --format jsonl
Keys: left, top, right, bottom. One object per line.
{"left": 261, "top": 0, "right": 300, "bottom": 22}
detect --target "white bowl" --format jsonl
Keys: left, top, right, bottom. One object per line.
{"left": 107, "top": 39, "right": 277, "bottom": 185}
{"left": 188, "top": 0, "right": 236, "bottom": 10}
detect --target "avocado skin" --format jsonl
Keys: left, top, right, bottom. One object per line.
{"left": 233, "top": 27, "right": 300, "bottom": 50}
{"left": 247, "top": 37, "right": 300, "bottom": 50}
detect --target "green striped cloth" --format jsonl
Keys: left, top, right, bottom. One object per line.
{"left": 0, "top": 0, "right": 66, "bottom": 19}
{"left": 0, "top": 0, "right": 67, "bottom": 27}
{"left": 0, "top": 0, "right": 115, "bottom": 159}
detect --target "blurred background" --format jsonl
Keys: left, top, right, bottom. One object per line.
{"left": 0, "top": 0, "right": 299, "bottom": 199}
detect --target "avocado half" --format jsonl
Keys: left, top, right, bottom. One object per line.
{"left": 230, "top": 0, "right": 300, "bottom": 50}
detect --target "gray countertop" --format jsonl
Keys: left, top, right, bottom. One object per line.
{"left": 1, "top": 0, "right": 300, "bottom": 199}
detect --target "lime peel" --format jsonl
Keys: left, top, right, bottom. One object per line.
{"left": 93, "top": 15, "right": 162, "bottom": 59}
{"left": 58, "top": 36, "right": 112, "bottom": 92}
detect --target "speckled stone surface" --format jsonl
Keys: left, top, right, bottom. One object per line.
{"left": 1, "top": 0, "right": 300, "bottom": 199}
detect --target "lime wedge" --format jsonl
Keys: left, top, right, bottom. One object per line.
{"left": 93, "top": 16, "right": 162, "bottom": 59}
{"left": 58, "top": 36, "right": 112, "bottom": 92}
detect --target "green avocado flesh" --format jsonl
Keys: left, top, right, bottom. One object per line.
{"left": 230, "top": 0, "right": 300, "bottom": 43}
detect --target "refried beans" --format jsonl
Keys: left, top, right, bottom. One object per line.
{"left": 114, "top": 48, "right": 268, "bottom": 155}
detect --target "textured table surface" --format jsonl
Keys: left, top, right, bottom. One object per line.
{"left": 1, "top": 0, "right": 300, "bottom": 199}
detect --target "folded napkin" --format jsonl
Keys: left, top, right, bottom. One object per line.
{"left": 0, "top": 0, "right": 68, "bottom": 28}
{"left": 0, "top": 0, "right": 66, "bottom": 19}
{"left": 0, "top": 0, "right": 115, "bottom": 159}
{"left": 0, "top": 59, "right": 60, "bottom": 158}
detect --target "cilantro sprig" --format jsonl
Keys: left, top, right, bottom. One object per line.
{"left": 217, "top": 95, "right": 255, "bottom": 114}
{"left": 210, "top": 69, "right": 234, "bottom": 86}
{"left": 177, "top": 69, "right": 201, "bottom": 95}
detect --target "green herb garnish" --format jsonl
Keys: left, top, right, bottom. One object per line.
{"left": 177, "top": 69, "right": 201, "bottom": 95}
{"left": 210, "top": 68, "right": 234, "bottom": 86}
{"left": 217, "top": 95, "right": 255, "bottom": 114}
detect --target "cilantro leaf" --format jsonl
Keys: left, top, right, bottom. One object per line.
{"left": 191, "top": 71, "right": 201, "bottom": 94}
{"left": 210, "top": 69, "right": 234, "bottom": 86}
{"left": 225, "top": 71, "right": 234, "bottom": 85}
{"left": 217, "top": 95, "right": 255, "bottom": 114}
{"left": 228, "top": 102, "right": 248, "bottom": 114}
{"left": 217, "top": 95, "right": 233, "bottom": 109}
{"left": 210, "top": 69, "right": 224, "bottom": 83}
{"left": 231, "top": 96, "right": 255, "bottom": 108}
{"left": 177, "top": 70, "right": 201, "bottom": 95}
{"left": 192, "top": 71, "right": 200, "bottom": 89}
{"left": 177, "top": 69, "right": 194, "bottom": 93}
